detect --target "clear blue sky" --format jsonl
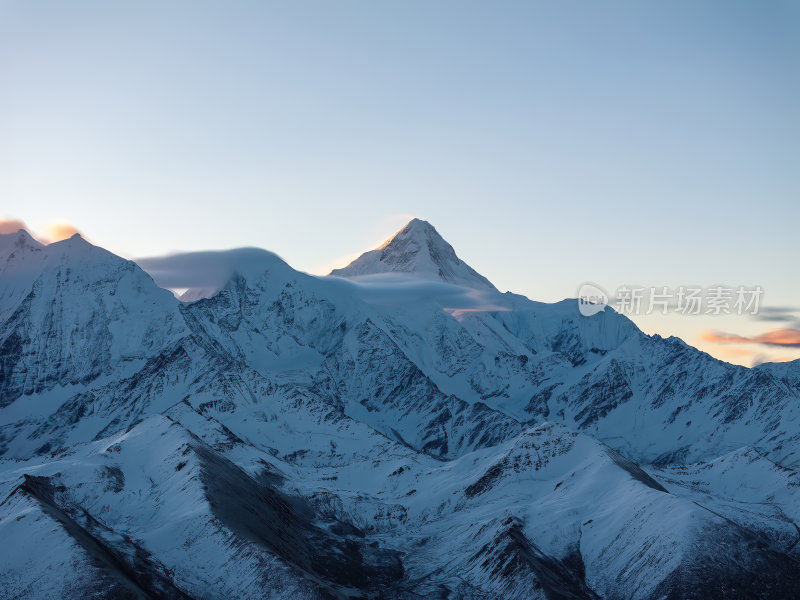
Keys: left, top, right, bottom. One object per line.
{"left": 1, "top": 1, "right": 798, "bottom": 364}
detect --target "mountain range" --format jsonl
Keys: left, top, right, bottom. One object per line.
{"left": 1, "top": 219, "right": 799, "bottom": 599}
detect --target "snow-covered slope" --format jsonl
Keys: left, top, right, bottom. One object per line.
{"left": 3, "top": 416, "right": 798, "bottom": 599}
{"left": 756, "top": 359, "right": 800, "bottom": 392}
{"left": 0, "top": 233, "right": 186, "bottom": 411}
{"left": 1, "top": 222, "right": 800, "bottom": 599}
{"left": 0, "top": 230, "right": 47, "bottom": 323}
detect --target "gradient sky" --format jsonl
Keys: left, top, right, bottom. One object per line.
{"left": 1, "top": 1, "right": 798, "bottom": 365}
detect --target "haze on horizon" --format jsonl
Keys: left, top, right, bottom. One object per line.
{"left": 1, "top": 0, "right": 798, "bottom": 366}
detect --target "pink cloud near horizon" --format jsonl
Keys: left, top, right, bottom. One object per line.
{"left": 701, "top": 328, "right": 800, "bottom": 347}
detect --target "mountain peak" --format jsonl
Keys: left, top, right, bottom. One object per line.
{"left": 0, "top": 230, "right": 45, "bottom": 274}
{"left": 379, "top": 218, "right": 435, "bottom": 245}
{"left": 330, "top": 219, "right": 497, "bottom": 291}
{"left": 0, "top": 228, "right": 44, "bottom": 251}
{"left": 54, "top": 231, "right": 89, "bottom": 246}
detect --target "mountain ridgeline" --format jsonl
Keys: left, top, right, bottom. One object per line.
{"left": 0, "top": 220, "right": 799, "bottom": 599}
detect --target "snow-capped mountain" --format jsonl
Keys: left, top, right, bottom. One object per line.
{"left": 330, "top": 218, "right": 497, "bottom": 290}
{"left": 1, "top": 222, "right": 799, "bottom": 599}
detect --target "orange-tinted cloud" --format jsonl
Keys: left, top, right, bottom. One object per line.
{"left": 45, "top": 222, "right": 83, "bottom": 242}
{"left": 0, "top": 218, "right": 30, "bottom": 234}
{"left": 700, "top": 331, "right": 748, "bottom": 344}
{"left": 0, "top": 218, "right": 85, "bottom": 244}
{"left": 701, "top": 328, "right": 800, "bottom": 347}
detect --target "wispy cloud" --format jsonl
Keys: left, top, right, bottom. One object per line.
{"left": 750, "top": 306, "right": 800, "bottom": 329}
{"left": 701, "top": 328, "right": 800, "bottom": 347}
{"left": 136, "top": 248, "right": 291, "bottom": 299}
